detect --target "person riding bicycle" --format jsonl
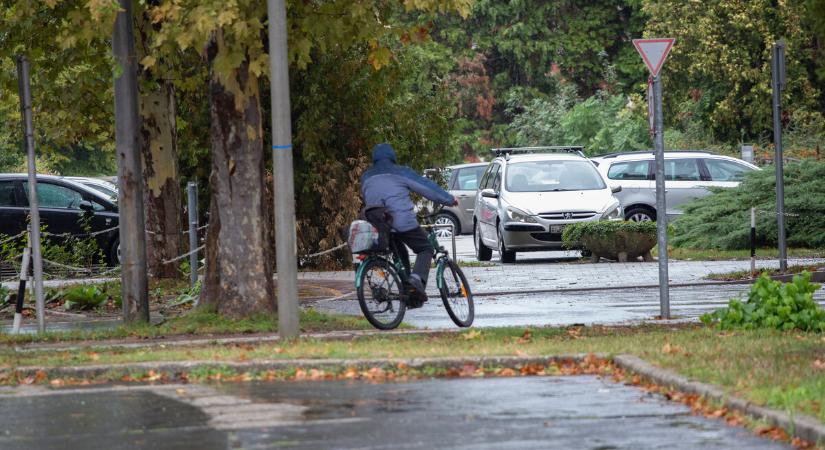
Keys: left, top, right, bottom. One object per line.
{"left": 360, "top": 143, "right": 458, "bottom": 303}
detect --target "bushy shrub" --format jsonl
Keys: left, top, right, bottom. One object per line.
{"left": 671, "top": 161, "right": 825, "bottom": 250}
{"left": 562, "top": 220, "right": 657, "bottom": 249}
{"left": 701, "top": 272, "right": 825, "bottom": 332}
{"left": 62, "top": 285, "right": 107, "bottom": 310}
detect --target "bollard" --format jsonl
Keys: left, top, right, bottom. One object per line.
{"left": 750, "top": 208, "right": 756, "bottom": 275}
{"left": 12, "top": 247, "right": 31, "bottom": 334}
{"left": 187, "top": 182, "right": 199, "bottom": 288}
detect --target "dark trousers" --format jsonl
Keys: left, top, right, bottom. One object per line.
{"left": 393, "top": 227, "right": 434, "bottom": 286}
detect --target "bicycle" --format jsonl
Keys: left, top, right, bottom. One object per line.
{"left": 354, "top": 220, "right": 474, "bottom": 330}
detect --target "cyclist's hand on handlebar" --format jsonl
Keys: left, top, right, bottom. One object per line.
{"left": 448, "top": 196, "right": 459, "bottom": 207}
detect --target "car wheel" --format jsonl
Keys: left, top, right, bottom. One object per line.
{"left": 108, "top": 237, "right": 120, "bottom": 267}
{"left": 625, "top": 207, "right": 655, "bottom": 222}
{"left": 497, "top": 224, "right": 516, "bottom": 263}
{"left": 474, "top": 223, "right": 492, "bottom": 261}
{"left": 434, "top": 213, "right": 459, "bottom": 237}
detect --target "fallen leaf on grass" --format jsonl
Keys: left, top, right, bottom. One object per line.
{"left": 517, "top": 329, "right": 532, "bottom": 344}
{"left": 89, "top": 353, "right": 100, "bottom": 361}
{"left": 462, "top": 330, "right": 482, "bottom": 340}
{"left": 661, "top": 342, "right": 683, "bottom": 355}
{"left": 812, "top": 359, "right": 825, "bottom": 370}
{"left": 49, "top": 379, "right": 64, "bottom": 387}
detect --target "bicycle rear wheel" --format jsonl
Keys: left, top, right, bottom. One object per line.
{"left": 437, "top": 259, "right": 474, "bottom": 327}
{"left": 357, "top": 258, "right": 406, "bottom": 330}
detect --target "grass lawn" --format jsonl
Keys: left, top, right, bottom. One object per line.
{"left": 2, "top": 324, "right": 824, "bottom": 425}
{"left": 706, "top": 263, "right": 825, "bottom": 281}
{"left": 658, "top": 246, "right": 824, "bottom": 261}
{"left": 0, "top": 308, "right": 375, "bottom": 345}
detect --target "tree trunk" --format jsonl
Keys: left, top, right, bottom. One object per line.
{"left": 140, "top": 82, "right": 183, "bottom": 278}
{"left": 200, "top": 38, "right": 275, "bottom": 317}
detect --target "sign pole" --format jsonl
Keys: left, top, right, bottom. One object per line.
{"left": 633, "top": 38, "right": 674, "bottom": 320}
{"left": 652, "top": 75, "right": 670, "bottom": 319}
{"left": 771, "top": 40, "right": 787, "bottom": 272}
{"left": 267, "top": 0, "right": 300, "bottom": 338}
{"left": 16, "top": 56, "right": 46, "bottom": 334}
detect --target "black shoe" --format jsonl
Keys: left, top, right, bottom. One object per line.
{"left": 408, "top": 275, "right": 426, "bottom": 295}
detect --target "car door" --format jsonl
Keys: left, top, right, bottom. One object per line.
{"left": 661, "top": 158, "right": 706, "bottom": 217}
{"left": 604, "top": 159, "right": 653, "bottom": 209}
{"left": 23, "top": 181, "right": 88, "bottom": 239}
{"left": 700, "top": 158, "right": 756, "bottom": 189}
{"left": 475, "top": 163, "right": 500, "bottom": 243}
{"left": 0, "top": 179, "right": 26, "bottom": 238}
{"left": 452, "top": 165, "right": 487, "bottom": 232}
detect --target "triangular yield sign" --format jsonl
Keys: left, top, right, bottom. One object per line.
{"left": 633, "top": 38, "right": 675, "bottom": 77}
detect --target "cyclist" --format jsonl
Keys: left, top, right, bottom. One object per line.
{"left": 360, "top": 143, "right": 458, "bottom": 303}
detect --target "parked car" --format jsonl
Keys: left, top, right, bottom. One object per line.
{"left": 428, "top": 162, "right": 489, "bottom": 237}
{"left": 590, "top": 151, "right": 759, "bottom": 222}
{"left": 0, "top": 174, "right": 120, "bottom": 265}
{"left": 65, "top": 176, "right": 118, "bottom": 201}
{"left": 472, "top": 147, "right": 622, "bottom": 263}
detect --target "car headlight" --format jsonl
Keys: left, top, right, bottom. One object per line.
{"left": 602, "top": 203, "right": 622, "bottom": 220}
{"left": 506, "top": 207, "right": 538, "bottom": 223}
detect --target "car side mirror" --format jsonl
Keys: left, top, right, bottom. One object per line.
{"left": 78, "top": 200, "right": 94, "bottom": 212}
{"left": 611, "top": 185, "right": 622, "bottom": 194}
{"left": 480, "top": 188, "right": 499, "bottom": 199}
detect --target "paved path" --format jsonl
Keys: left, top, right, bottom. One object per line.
{"left": 0, "top": 377, "right": 788, "bottom": 449}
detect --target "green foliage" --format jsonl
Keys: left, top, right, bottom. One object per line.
{"left": 62, "top": 285, "right": 107, "bottom": 310}
{"left": 292, "top": 43, "right": 458, "bottom": 266}
{"left": 671, "top": 161, "right": 825, "bottom": 250}
{"left": 0, "top": 285, "right": 11, "bottom": 305}
{"left": 562, "top": 220, "right": 657, "bottom": 248}
{"left": 643, "top": 0, "right": 825, "bottom": 143}
{"left": 701, "top": 272, "right": 825, "bottom": 332}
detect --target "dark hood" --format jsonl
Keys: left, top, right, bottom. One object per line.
{"left": 372, "top": 143, "right": 397, "bottom": 163}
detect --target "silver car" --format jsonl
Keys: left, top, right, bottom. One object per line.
{"left": 430, "top": 162, "right": 489, "bottom": 237}
{"left": 472, "top": 147, "right": 622, "bottom": 263}
{"left": 591, "top": 151, "right": 759, "bottom": 222}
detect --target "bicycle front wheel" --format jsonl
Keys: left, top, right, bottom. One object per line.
{"left": 438, "top": 259, "right": 474, "bottom": 327}
{"left": 357, "top": 258, "right": 406, "bottom": 330}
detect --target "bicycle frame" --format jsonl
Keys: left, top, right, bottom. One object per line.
{"left": 354, "top": 228, "right": 450, "bottom": 290}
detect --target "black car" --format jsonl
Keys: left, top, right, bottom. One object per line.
{"left": 0, "top": 174, "right": 120, "bottom": 265}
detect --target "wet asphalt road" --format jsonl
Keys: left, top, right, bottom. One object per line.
{"left": 0, "top": 376, "right": 788, "bottom": 449}
{"left": 311, "top": 284, "right": 825, "bottom": 329}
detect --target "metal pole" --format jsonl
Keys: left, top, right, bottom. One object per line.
{"left": 16, "top": 56, "right": 45, "bottom": 334}
{"left": 267, "top": 0, "right": 300, "bottom": 338}
{"left": 12, "top": 246, "right": 31, "bottom": 334}
{"left": 750, "top": 207, "right": 756, "bottom": 275}
{"left": 187, "top": 182, "right": 199, "bottom": 288}
{"left": 113, "top": 0, "right": 149, "bottom": 323}
{"left": 451, "top": 225, "right": 457, "bottom": 261}
{"left": 771, "top": 41, "right": 787, "bottom": 272}
{"left": 653, "top": 75, "right": 670, "bottom": 319}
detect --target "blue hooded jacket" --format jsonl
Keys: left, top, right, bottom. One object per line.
{"left": 361, "top": 143, "right": 454, "bottom": 232}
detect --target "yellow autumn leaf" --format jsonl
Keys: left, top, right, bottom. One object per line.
{"left": 140, "top": 55, "right": 157, "bottom": 68}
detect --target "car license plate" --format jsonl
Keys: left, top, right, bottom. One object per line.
{"left": 550, "top": 225, "right": 565, "bottom": 234}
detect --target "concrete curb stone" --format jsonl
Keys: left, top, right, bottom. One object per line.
{"left": 613, "top": 354, "right": 825, "bottom": 446}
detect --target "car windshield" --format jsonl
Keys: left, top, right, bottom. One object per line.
{"left": 505, "top": 160, "right": 606, "bottom": 192}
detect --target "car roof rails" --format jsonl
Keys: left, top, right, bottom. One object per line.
{"left": 491, "top": 146, "right": 585, "bottom": 160}
{"left": 593, "top": 149, "right": 715, "bottom": 159}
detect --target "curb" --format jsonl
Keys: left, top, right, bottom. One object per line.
{"left": 10, "top": 328, "right": 462, "bottom": 354}
{"left": 613, "top": 354, "right": 825, "bottom": 446}
{"left": 9, "top": 354, "right": 603, "bottom": 379}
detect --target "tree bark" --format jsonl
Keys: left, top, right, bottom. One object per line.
{"left": 200, "top": 36, "right": 276, "bottom": 317}
{"left": 140, "top": 82, "right": 183, "bottom": 278}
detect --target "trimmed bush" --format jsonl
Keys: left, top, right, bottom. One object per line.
{"left": 671, "top": 161, "right": 825, "bottom": 250}
{"left": 562, "top": 220, "right": 657, "bottom": 247}
{"left": 701, "top": 272, "right": 825, "bottom": 332}
{"left": 563, "top": 221, "right": 657, "bottom": 262}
